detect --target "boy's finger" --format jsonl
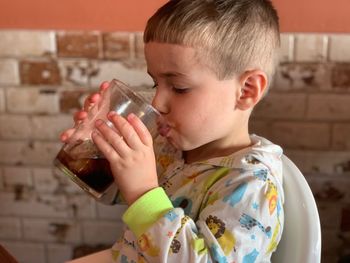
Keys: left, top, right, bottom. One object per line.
{"left": 94, "top": 119, "right": 129, "bottom": 158}
{"left": 108, "top": 112, "right": 141, "bottom": 150}
{"left": 91, "top": 130, "right": 120, "bottom": 164}
{"left": 99, "top": 81, "right": 110, "bottom": 91}
{"left": 60, "top": 129, "right": 75, "bottom": 142}
{"left": 73, "top": 111, "right": 88, "bottom": 123}
{"left": 83, "top": 93, "right": 100, "bottom": 111}
{"left": 127, "top": 113, "right": 153, "bottom": 147}
{"left": 80, "top": 81, "right": 109, "bottom": 116}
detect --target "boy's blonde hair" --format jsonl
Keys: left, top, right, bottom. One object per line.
{"left": 144, "top": 0, "right": 280, "bottom": 82}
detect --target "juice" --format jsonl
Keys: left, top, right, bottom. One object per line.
{"left": 55, "top": 149, "right": 114, "bottom": 193}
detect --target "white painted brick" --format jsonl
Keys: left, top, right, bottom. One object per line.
{"left": 55, "top": 172, "right": 86, "bottom": 194}
{"left": 307, "top": 176, "right": 350, "bottom": 202}
{"left": 33, "top": 167, "right": 60, "bottom": 193}
{"left": 322, "top": 255, "right": 338, "bottom": 263}
{"left": 252, "top": 120, "right": 332, "bottom": 153}
{"left": 63, "top": 181, "right": 86, "bottom": 194}
{"left": 47, "top": 243, "right": 73, "bottom": 263}
{"left": 273, "top": 63, "right": 330, "bottom": 91}
{"left": 0, "top": 59, "right": 20, "bottom": 85}
{"left": 135, "top": 32, "right": 145, "bottom": 59}
{"left": 320, "top": 230, "right": 343, "bottom": 258}
{"left": 332, "top": 123, "right": 350, "bottom": 150}
{"left": 270, "top": 122, "right": 330, "bottom": 150}
{"left": 6, "top": 87, "right": 60, "bottom": 114}
{"left": 24, "top": 141, "right": 61, "bottom": 165}
{"left": 0, "top": 192, "right": 69, "bottom": 218}
{"left": 307, "top": 94, "right": 350, "bottom": 120}
{"left": 0, "top": 168, "right": 3, "bottom": 189}
{"left": 329, "top": 34, "right": 350, "bottom": 62}
{"left": 0, "top": 115, "right": 31, "bottom": 139}
{"left": 58, "top": 59, "right": 95, "bottom": 87}
{"left": 295, "top": 34, "right": 328, "bottom": 62}
{"left": 285, "top": 150, "right": 350, "bottom": 174}
{"left": 253, "top": 93, "right": 307, "bottom": 120}
{"left": 90, "top": 60, "right": 152, "bottom": 88}
{"left": 51, "top": 166, "right": 85, "bottom": 194}
{"left": 0, "top": 217, "right": 21, "bottom": 239}
{"left": 31, "top": 115, "right": 73, "bottom": 140}
{"left": 279, "top": 34, "right": 294, "bottom": 62}
{"left": 96, "top": 203, "right": 127, "bottom": 220}
{"left": 0, "top": 141, "right": 61, "bottom": 166}
{"left": 82, "top": 220, "right": 124, "bottom": 244}
{"left": 32, "top": 168, "right": 97, "bottom": 218}
{"left": 66, "top": 194, "right": 97, "bottom": 219}
{"left": 1, "top": 241, "right": 46, "bottom": 263}
{"left": 249, "top": 120, "right": 273, "bottom": 139}
{"left": 317, "top": 202, "right": 342, "bottom": 230}
{"left": 0, "top": 88, "right": 5, "bottom": 112}
{"left": 104, "top": 32, "right": 135, "bottom": 60}
{"left": 3, "top": 166, "right": 33, "bottom": 188}
{"left": 22, "top": 218, "right": 81, "bottom": 243}
{"left": 0, "top": 30, "right": 56, "bottom": 57}
{"left": 0, "top": 141, "right": 29, "bottom": 165}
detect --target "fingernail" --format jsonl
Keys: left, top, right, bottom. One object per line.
{"left": 108, "top": 111, "right": 116, "bottom": 118}
{"left": 101, "top": 81, "right": 110, "bottom": 90}
{"left": 128, "top": 113, "right": 136, "bottom": 120}
{"left": 60, "top": 134, "right": 67, "bottom": 141}
{"left": 95, "top": 119, "right": 103, "bottom": 126}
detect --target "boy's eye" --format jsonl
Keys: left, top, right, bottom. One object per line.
{"left": 172, "top": 87, "right": 189, "bottom": 94}
{"left": 152, "top": 83, "right": 158, "bottom": 89}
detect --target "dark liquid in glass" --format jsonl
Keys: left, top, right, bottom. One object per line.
{"left": 56, "top": 149, "right": 114, "bottom": 193}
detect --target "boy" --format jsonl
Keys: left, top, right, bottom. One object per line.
{"left": 61, "top": 0, "right": 284, "bottom": 262}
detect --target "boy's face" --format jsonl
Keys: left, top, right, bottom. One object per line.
{"left": 145, "top": 42, "right": 246, "bottom": 152}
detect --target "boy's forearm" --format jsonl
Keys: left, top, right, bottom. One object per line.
{"left": 122, "top": 181, "right": 160, "bottom": 205}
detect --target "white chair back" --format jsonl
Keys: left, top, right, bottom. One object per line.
{"left": 272, "top": 155, "right": 322, "bottom": 262}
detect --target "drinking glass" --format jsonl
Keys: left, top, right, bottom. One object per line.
{"left": 53, "top": 79, "right": 159, "bottom": 205}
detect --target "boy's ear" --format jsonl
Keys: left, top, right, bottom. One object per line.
{"left": 236, "top": 70, "right": 268, "bottom": 111}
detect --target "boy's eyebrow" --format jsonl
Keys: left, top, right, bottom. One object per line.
{"left": 147, "top": 70, "right": 187, "bottom": 78}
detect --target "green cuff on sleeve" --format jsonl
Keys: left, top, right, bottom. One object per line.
{"left": 122, "top": 187, "right": 173, "bottom": 238}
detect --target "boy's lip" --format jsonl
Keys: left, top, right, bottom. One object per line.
{"left": 157, "top": 122, "right": 171, "bottom": 137}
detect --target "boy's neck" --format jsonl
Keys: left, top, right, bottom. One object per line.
{"left": 183, "top": 132, "right": 252, "bottom": 164}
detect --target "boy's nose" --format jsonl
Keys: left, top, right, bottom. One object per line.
{"left": 151, "top": 88, "right": 169, "bottom": 115}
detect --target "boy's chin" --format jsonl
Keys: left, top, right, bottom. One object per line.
{"left": 166, "top": 137, "right": 181, "bottom": 149}
{"left": 171, "top": 141, "right": 200, "bottom": 152}
{"left": 163, "top": 134, "right": 202, "bottom": 151}
{"left": 165, "top": 137, "right": 187, "bottom": 151}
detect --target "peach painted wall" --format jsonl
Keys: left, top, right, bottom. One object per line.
{"left": 0, "top": 0, "right": 349, "bottom": 32}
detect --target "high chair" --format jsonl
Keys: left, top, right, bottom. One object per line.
{"left": 271, "top": 155, "right": 322, "bottom": 262}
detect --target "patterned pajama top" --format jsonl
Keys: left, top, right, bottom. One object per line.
{"left": 111, "top": 134, "right": 284, "bottom": 263}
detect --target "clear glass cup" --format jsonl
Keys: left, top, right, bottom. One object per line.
{"left": 53, "top": 79, "right": 159, "bottom": 205}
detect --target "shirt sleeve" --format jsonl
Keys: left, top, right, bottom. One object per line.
{"left": 122, "top": 187, "right": 174, "bottom": 238}
{"left": 122, "top": 167, "right": 284, "bottom": 263}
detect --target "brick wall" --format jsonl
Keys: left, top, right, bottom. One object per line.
{"left": 0, "top": 30, "right": 349, "bottom": 263}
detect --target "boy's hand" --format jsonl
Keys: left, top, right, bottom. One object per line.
{"left": 92, "top": 112, "right": 158, "bottom": 205}
{"left": 59, "top": 81, "right": 110, "bottom": 142}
